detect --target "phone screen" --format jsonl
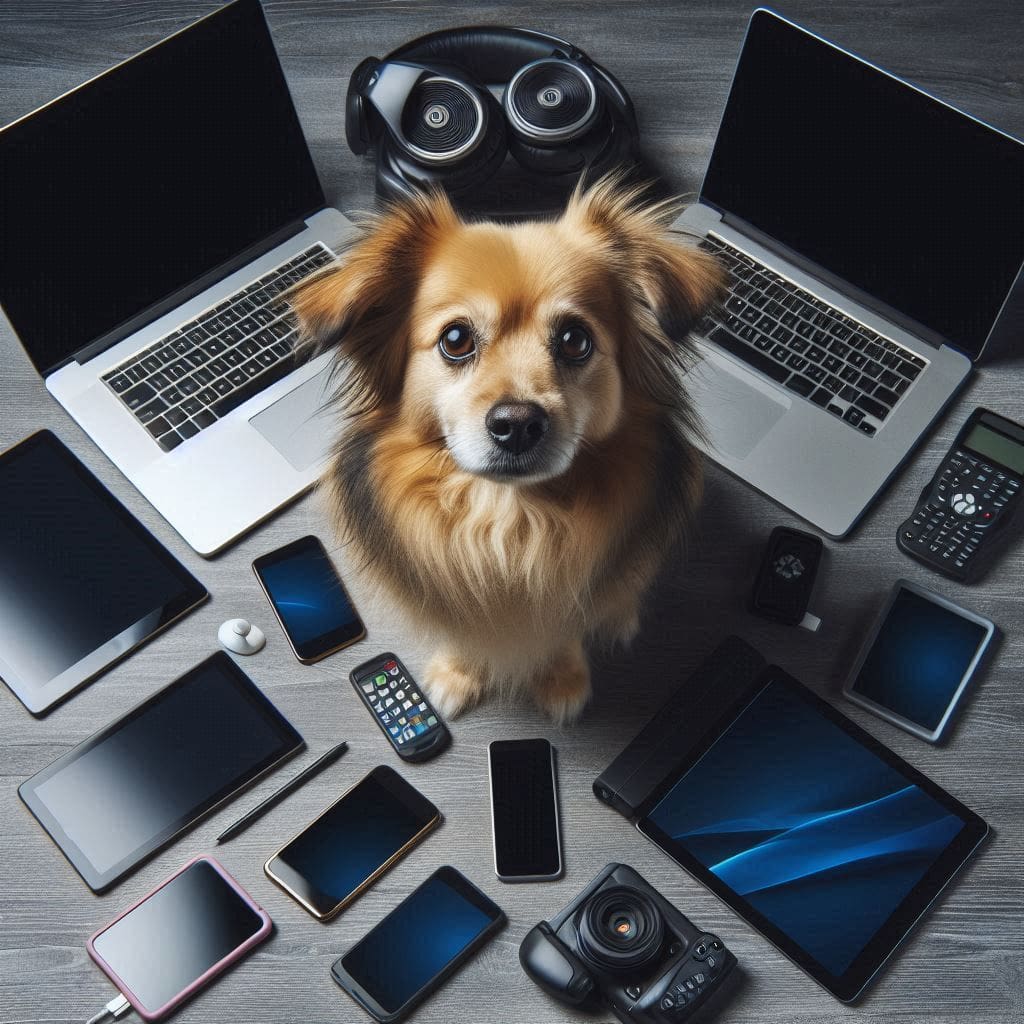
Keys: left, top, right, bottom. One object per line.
{"left": 254, "top": 536, "right": 364, "bottom": 661}
{"left": 266, "top": 766, "right": 439, "bottom": 919}
{"left": 90, "top": 859, "right": 267, "bottom": 1017}
{"left": 489, "top": 739, "right": 562, "bottom": 880}
{"left": 337, "top": 867, "right": 503, "bottom": 1016}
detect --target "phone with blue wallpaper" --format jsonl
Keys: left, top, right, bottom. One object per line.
{"left": 253, "top": 535, "right": 365, "bottom": 663}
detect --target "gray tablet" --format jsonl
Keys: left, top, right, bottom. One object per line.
{"left": 842, "top": 579, "right": 995, "bottom": 742}
{"left": 0, "top": 430, "right": 207, "bottom": 714}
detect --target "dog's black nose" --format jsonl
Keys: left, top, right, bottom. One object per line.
{"left": 486, "top": 401, "right": 549, "bottom": 455}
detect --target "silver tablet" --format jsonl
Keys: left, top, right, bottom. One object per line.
{"left": 842, "top": 579, "right": 995, "bottom": 742}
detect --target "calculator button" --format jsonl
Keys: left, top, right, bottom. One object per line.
{"left": 389, "top": 666, "right": 400, "bottom": 675}
{"left": 398, "top": 716, "right": 407, "bottom": 725}
{"left": 410, "top": 692, "right": 421, "bottom": 701}
{"left": 419, "top": 702, "right": 428, "bottom": 712}
{"left": 374, "top": 673, "right": 388, "bottom": 686}
{"left": 427, "top": 715, "right": 438, "bottom": 726}
{"left": 403, "top": 700, "right": 413, "bottom": 710}
{"left": 396, "top": 735, "right": 404, "bottom": 744}
{"left": 373, "top": 702, "right": 384, "bottom": 713}
{"left": 388, "top": 725, "right": 400, "bottom": 736}
{"left": 377, "top": 688, "right": 388, "bottom": 698}
{"left": 361, "top": 682, "right": 374, "bottom": 693}
{"left": 395, "top": 689, "right": 405, "bottom": 699}
{"left": 385, "top": 697, "right": 395, "bottom": 707}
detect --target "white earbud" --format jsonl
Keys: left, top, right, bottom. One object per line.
{"left": 217, "top": 618, "right": 266, "bottom": 655}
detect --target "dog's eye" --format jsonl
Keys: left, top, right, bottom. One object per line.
{"left": 556, "top": 322, "right": 593, "bottom": 363}
{"left": 438, "top": 323, "right": 476, "bottom": 362}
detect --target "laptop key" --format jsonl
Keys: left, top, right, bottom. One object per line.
{"left": 193, "top": 409, "right": 217, "bottom": 429}
{"left": 122, "top": 382, "right": 157, "bottom": 410}
{"left": 146, "top": 416, "right": 170, "bottom": 438}
{"left": 136, "top": 397, "right": 167, "bottom": 424}
{"left": 157, "top": 430, "right": 184, "bottom": 452}
{"left": 212, "top": 378, "right": 233, "bottom": 397}
{"left": 785, "top": 374, "right": 815, "bottom": 397}
{"left": 873, "top": 385, "right": 899, "bottom": 407}
{"left": 899, "top": 359, "right": 922, "bottom": 379}
{"left": 843, "top": 406, "right": 864, "bottom": 427}
{"left": 182, "top": 397, "right": 203, "bottom": 417}
{"left": 827, "top": 403, "right": 844, "bottom": 416}
{"left": 857, "top": 421, "right": 877, "bottom": 437}
{"left": 839, "top": 385, "right": 858, "bottom": 402}
{"left": 164, "top": 407, "right": 187, "bottom": 427}
{"left": 809, "top": 387, "right": 831, "bottom": 406}
{"left": 106, "top": 373, "right": 132, "bottom": 393}
{"left": 855, "top": 393, "right": 890, "bottom": 420}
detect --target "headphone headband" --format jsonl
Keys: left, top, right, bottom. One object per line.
{"left": 388, "top": 26, "right": 580, "bottom": 85}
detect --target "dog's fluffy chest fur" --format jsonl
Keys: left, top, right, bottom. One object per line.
{"left": 330, "top": 413, "right": 698, "bottom": 680}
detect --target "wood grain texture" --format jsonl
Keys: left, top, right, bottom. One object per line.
{"left": 1, "top": 2, "right": 1022, "bottom": 1023}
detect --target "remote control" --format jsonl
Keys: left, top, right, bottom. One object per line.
{"left": 897, "top": 407, "right": 1023, "bottom": 581}
{"left": 350, "top": 652, "right": 450, "bottom": 762}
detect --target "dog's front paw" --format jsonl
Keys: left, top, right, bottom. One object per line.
{"left": 422, "top": 650, "right": 483, "bottom": 719}
{"left": 532, "top": 642, "right": 592, "bottom": 725}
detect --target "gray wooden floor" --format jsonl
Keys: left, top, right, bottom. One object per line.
{"left": 2, "top": 2, "right": 1023, "bottom": 1023}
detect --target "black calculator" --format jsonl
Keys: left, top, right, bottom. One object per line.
{"left": 350, "top": 652, "right": 450, "bottom": 762}
{"left": 897, "top": 407, "right": 1023, "bottom": 581}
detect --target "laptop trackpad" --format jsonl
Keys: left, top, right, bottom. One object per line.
{"left": 250, "top": 368, "right": 335, "bottom": 471}
{"left": 696, "top": 364, "right": 789, "bottom": 460}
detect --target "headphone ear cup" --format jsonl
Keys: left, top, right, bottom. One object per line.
{"left": 506, "top": 132, "right": 588, "bottom": 176}
{"left": 376, "top": 86, "right": 508, "bottom": 200}
{"left": 346, "top": 57, "right": 382, "bottom": 155}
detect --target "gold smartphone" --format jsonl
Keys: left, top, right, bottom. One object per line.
{"left": 264, "top": 765, "right": 440, "bottom": 921}
{"left": 252, "top": 535, "right": 366, "bottom": 664}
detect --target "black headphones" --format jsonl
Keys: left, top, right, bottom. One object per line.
{"left": 346, "top": 26, "right": 639, "bottom": 206}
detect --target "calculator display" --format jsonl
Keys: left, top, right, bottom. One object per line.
{"left": 962, "top": 422, "right": 1024, "bottom": 475}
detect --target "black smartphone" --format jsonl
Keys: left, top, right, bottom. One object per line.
{"left": 331, "top": 866, "right": 506, "bottom": 1023}
{"left": 252, "top": 535, "right": 366, "bottom": 664}
{"left": 488, "top": 738, "right": 563, "bottom": 881}
{"left": 748, "top": 525, "right": 823, "bottom": 626}
{"left": 350, "top": 653, "right": 450, "bottom": 762}
{"left": 264, "top": 765, "right": 440, "bottom": 921}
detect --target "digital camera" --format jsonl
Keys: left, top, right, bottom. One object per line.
{"left": 519, "top": 863, "right": 737, "bottom": 1023}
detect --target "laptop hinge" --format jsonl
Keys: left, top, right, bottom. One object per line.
{"left": 70, "top": 217, "right": 310, "bottom": 368}
{"left": 716, "top": 209, "right": 956, "bottom": 356}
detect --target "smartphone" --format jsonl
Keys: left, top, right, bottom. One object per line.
{"left": 264, "top": 764, "right": 440, "bottom": 921}
{"left": 252, "top": 535, "right": 365, "bottom": 664}
{"left": 331, "top": 866, "right": 506, "bottom": 1023}
{"left": 842, "top": 579, "right": 995, "bottom": 742}
{"left": 350, "top": 653, "right": 450, "bottom": 762}
{"left": 488, "top": 738, "right": 563, "bottom": 881}
{"left": 87, "top": 857, "right": 271, "bottom": 1022}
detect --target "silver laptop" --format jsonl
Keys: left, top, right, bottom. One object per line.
{"left": 0, "top": 0, "right": 355, "bottom": 556}
{"left": 679, "top": 9, "right": 1024, "bottom": 537}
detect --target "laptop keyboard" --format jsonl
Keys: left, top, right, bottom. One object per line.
{"left": 697, "top": 235, "right": 926, "bottom": 437}
{"left": 101, "top": 244, "right": 335, "bottom": 451}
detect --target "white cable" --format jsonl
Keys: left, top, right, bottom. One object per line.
{"left": 85, "top": 993, "right": 131, "bottom": 1024}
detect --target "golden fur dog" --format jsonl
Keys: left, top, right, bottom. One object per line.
{"left": 291, "top": 177, "right": 724, "bottom": 722}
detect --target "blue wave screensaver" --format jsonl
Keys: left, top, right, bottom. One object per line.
{"left": 259, "top": 545, "right": 357, "bottom": 646}
{"left": 647, "top": 681, "right": 964, "bottom": 975}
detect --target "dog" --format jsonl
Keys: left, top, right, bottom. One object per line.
{"left": 291, "top": 176, "right": 724, "bottom": 722}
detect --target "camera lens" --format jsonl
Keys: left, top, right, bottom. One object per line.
{"left": 578, "top": 886, "right": 665, "bottom": 973}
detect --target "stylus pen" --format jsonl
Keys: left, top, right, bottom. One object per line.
{"left": 216, "top": 741, "right": 348, "bottom": 843}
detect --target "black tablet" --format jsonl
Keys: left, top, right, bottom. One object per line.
{"left": 620, "top": 645, "right": 988, "bottom": 1002}
{"left": 19, "top": 652, "right": 304, "bottom": 891}
{"left": 0, "top": 430, "right": 208, "bottom": 714}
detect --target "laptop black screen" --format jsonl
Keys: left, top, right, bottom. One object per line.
{"left": 702, "top": 9, "right": 1024, "bottom": 359}
{"left": 0, "top": 0, "right": 324, "bottom": 376}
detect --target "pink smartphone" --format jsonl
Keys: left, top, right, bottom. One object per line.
{"left": 87, "top": 856, "right": 272, "bottom": 1021}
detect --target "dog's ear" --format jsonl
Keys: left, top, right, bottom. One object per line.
{"left": 289, "top": 190, "right": 459, "bottom": 412}
{"left": 564, "top": 176, "right": 726, "bottom": 399}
